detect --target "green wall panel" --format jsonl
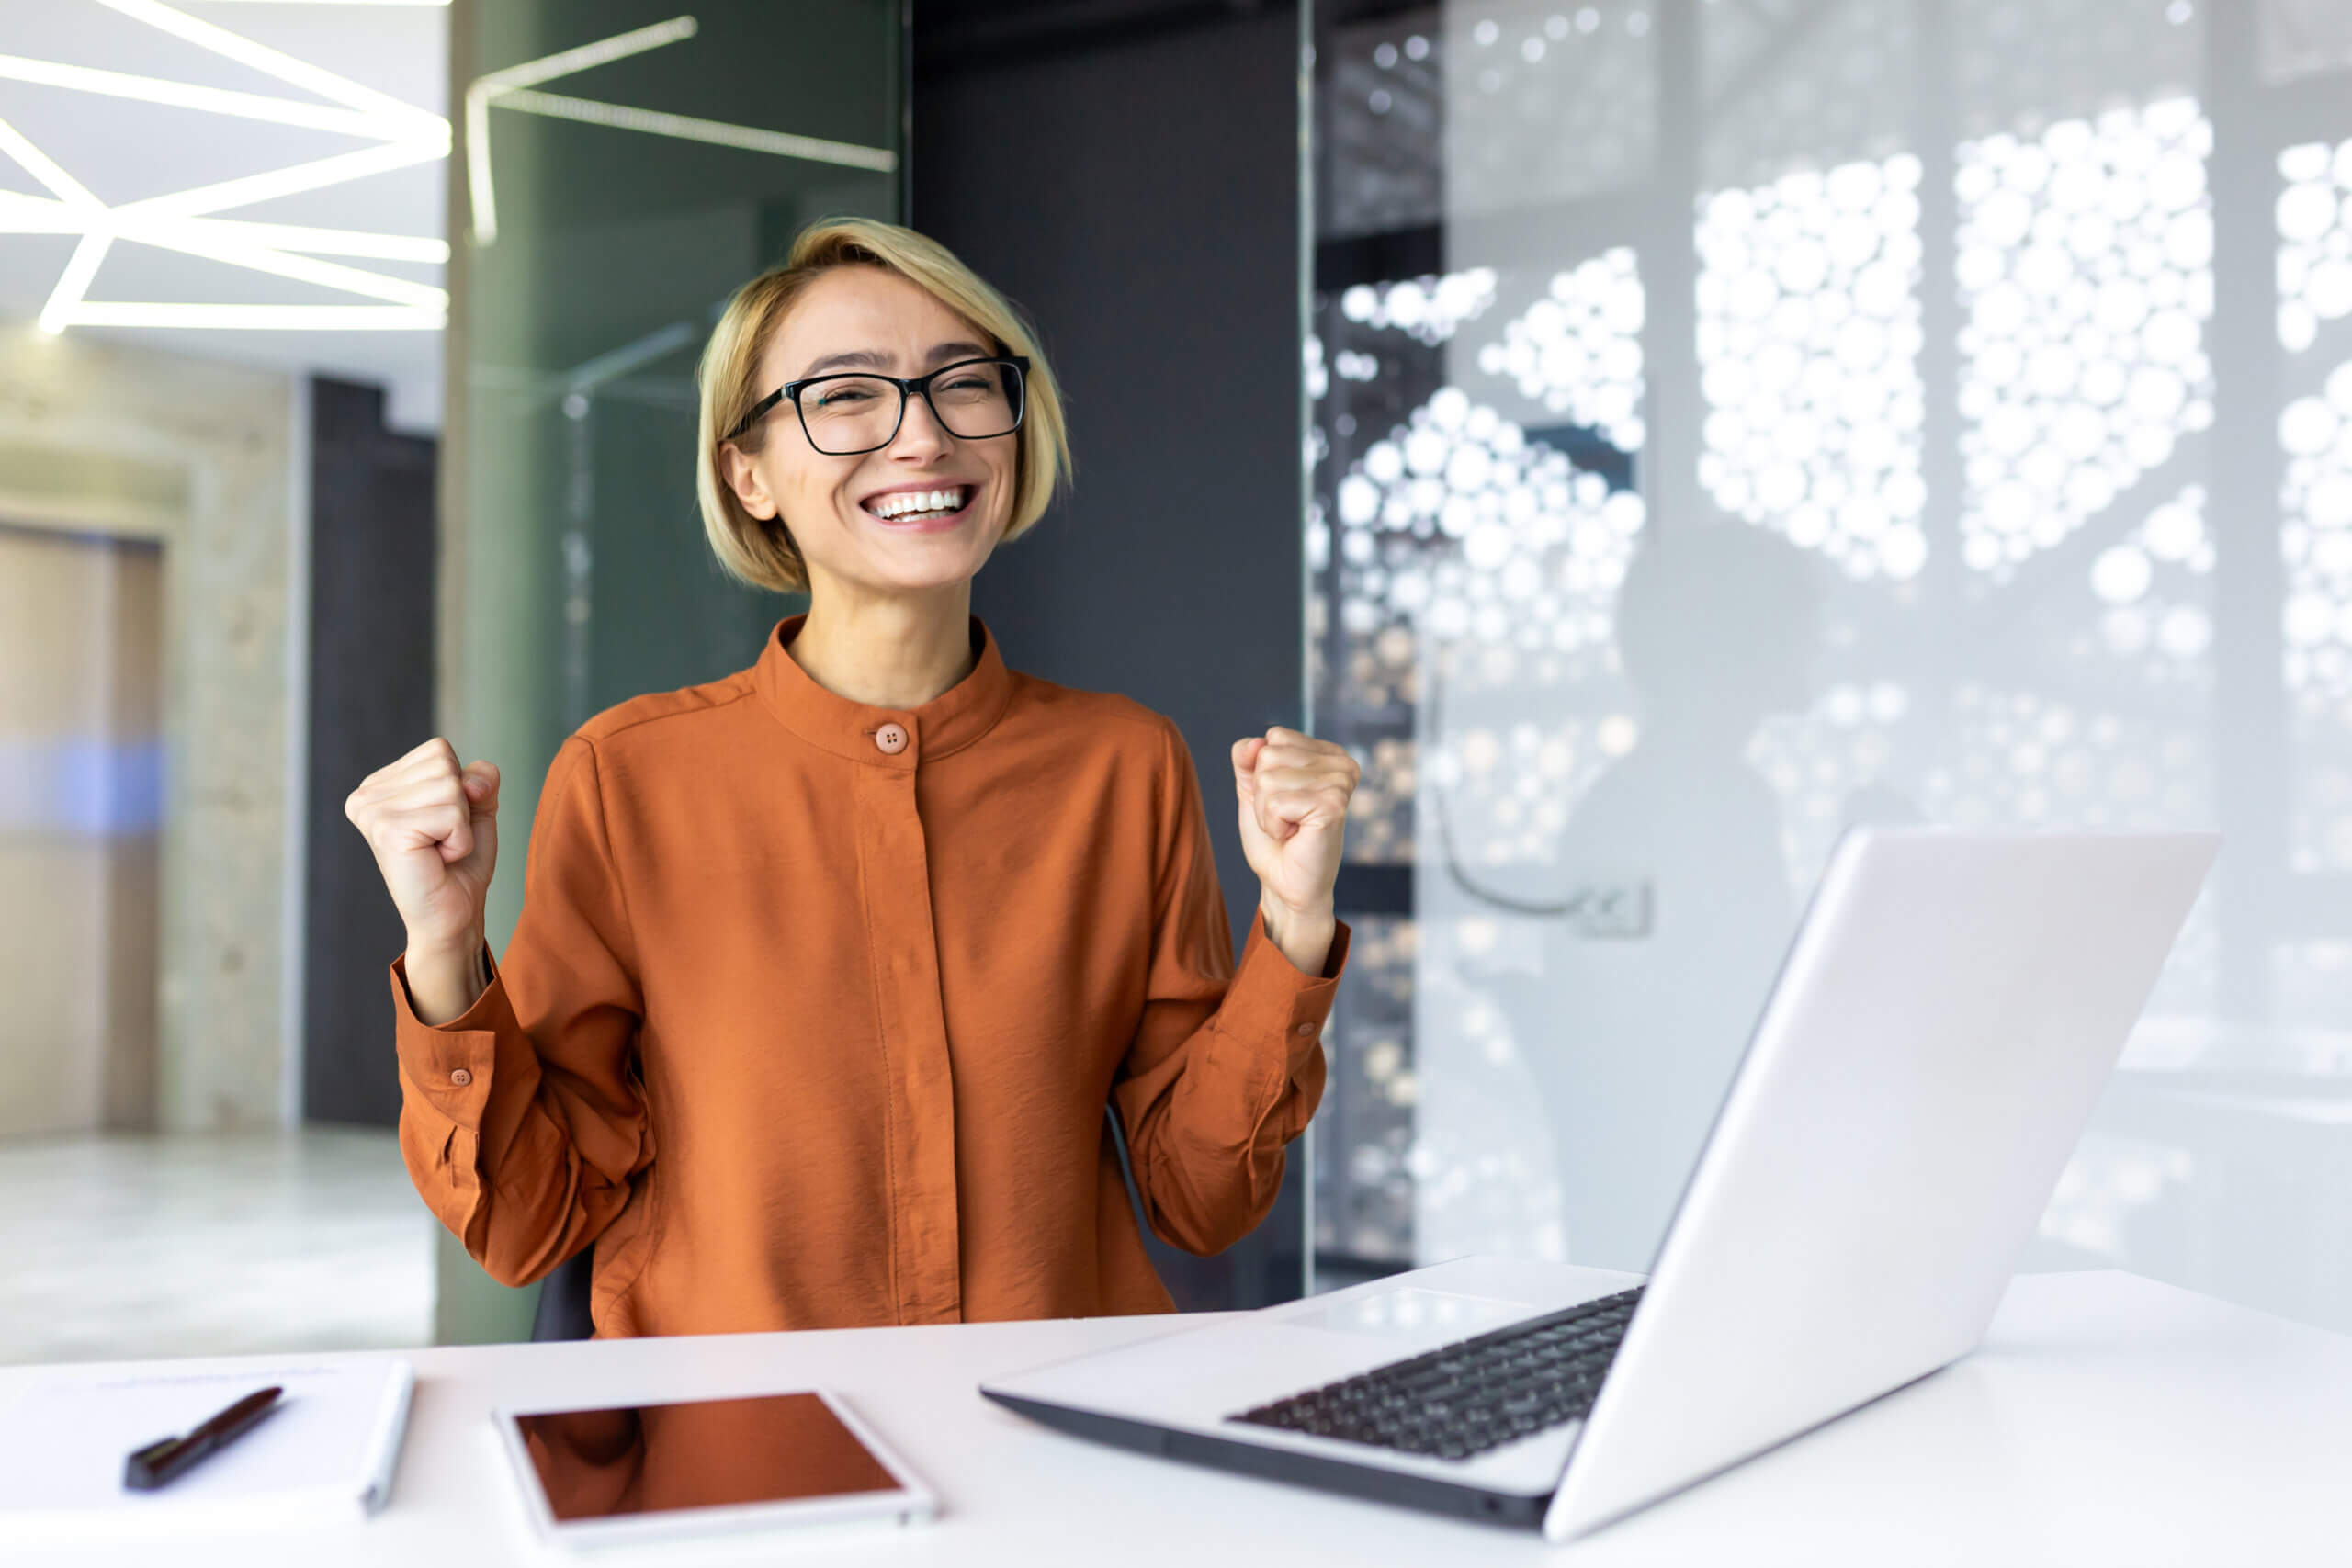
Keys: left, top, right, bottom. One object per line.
{"left": 435, "top": 0, "right": 903, "bottom": 1347}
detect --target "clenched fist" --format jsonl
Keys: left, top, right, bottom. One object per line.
{"left": 1231, "top": 726, "right": 1360, "bottom": 973}
{"left": 345, "top": 737, "right": 502, "bottom": 962}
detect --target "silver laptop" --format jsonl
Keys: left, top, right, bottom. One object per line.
{"left": 982, "top": 828, "right": 2218, "bottom": 1542}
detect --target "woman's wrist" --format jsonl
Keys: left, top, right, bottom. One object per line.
{"left": 403, "top": 927, "right": 489, "bottom": 1027}
{"left": 1259, "top": 893, "right": 1337, "bottom": 976}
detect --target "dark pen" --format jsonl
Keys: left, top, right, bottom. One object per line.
{"left": 123, "top": 1385, "right": 284, "bottom": 1491}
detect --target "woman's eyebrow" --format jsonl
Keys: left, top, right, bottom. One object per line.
{"left": 799, "top": 342, "right": 992, "bottom": 378}
{"left": 801, "top": 348, "right": 889, "bottom": 377}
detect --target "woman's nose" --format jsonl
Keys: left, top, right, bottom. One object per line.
{"left": 890, "top": 390, "right": 956, "bottom": 453}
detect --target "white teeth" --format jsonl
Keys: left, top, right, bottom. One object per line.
{"left": 870, "top": 486, "right": 967, "bottom": 519}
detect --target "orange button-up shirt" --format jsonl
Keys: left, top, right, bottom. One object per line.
{"left": 390, "top": 615, "right": 1348, "bottom": 1337}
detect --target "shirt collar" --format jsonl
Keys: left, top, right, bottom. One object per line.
{"left": 752, "top": 612, "right": 1014, "bottom": 768}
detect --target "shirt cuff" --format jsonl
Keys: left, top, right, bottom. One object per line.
{"left": 390, "top": 949, "right": 507, "bottom": 1128}
{"left": 1218, "top": 908, "right": 1351, "bottom": 1066}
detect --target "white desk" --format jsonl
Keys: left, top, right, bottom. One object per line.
{"left": 6, "top": 1270, "right": 2346, "bottom": 1565}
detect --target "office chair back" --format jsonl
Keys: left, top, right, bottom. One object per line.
{"left": 530, "top": 1251, "right": 596, "bottom": 1341}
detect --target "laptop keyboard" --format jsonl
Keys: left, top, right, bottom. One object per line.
{"left": 1230, "top": 1287, "right": 1644, "bottom": 1461}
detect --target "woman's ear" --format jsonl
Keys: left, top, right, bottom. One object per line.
{"left": 719, "top": 440, "right": 780, "bottom": 521}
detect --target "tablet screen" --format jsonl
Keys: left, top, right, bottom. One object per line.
{"left": 514, "top": 1393, "right": 903, "bottom": 1522}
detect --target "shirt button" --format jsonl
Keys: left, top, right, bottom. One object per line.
{"left": 449, "top": 1067, "right": 473, "bottom": 1087}
{"left": 874, "top": 723, "right": 909, "bottom": 755}
{"left": 1294, "top": 1022, "right": 1317, "bottom": 1038}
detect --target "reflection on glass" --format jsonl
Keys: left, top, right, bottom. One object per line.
{"left": 1314, "top": 916, "right": 1419, "bottom": 1270}
{"left": 1697, "top": 155, "right": 1928, "bottom": 580}
{"left": 2280, "top": 138, "right": 2352, "bottom": 920}
{"left": 517, "top": 1393, "right": 898, "bottom": 1520}
{"left": 454, "top": 0, "right": 901, "bottom": 950}
{"left": 1307, "top": 0, "right": 2352, "bottom": 1334}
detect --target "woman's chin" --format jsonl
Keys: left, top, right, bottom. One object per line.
{"left": 867, "top": 521, "right": 1002, "bottom": 573}
{"left": 804, "top": 511, "right": 1005, "bottom": 596}
{"left": 843, "top": 543, "right": 997, "bottom": 596}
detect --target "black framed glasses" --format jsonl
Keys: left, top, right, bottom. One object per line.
{"left": 725, "top": 355, "right": 1030, "bottom": 455}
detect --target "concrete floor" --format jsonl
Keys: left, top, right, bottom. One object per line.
{"left": 0, "top": 1127, "right": 434, "bottom": 1365}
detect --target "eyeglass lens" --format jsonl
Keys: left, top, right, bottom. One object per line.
{"left": 799, "top": 361, "right": 1024, "bottom": 455}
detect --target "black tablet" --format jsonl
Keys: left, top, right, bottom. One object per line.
{"left": 493, "top": 1389, "right": 936, "bottom": 1550}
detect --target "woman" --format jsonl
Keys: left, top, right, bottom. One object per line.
{"left": 346, "top": 219, "right": 1359, "bottom": 1337}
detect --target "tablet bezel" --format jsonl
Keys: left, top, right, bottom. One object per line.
{"left": 491, "top": 1387, "right": 938, "bottom": 1550}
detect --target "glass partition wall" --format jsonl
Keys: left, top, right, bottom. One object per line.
{"left": 1304, "top": 0, "right": 2352, "bottom": 1334}
{"left": 440, "top": 0, "right": 903, "bottom": 1339}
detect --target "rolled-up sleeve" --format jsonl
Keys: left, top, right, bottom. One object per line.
{"left": 390, "top": 735, "right": 651, "bottom": 1287}
{"left": 1112, "top": 717, "right": 1350, "bottom": 1256}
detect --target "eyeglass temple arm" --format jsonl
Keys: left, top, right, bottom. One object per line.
{"left": 727, "top": 387, "right": 786, "bottom": 442}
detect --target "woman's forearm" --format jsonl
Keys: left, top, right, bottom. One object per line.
{"left": 405, "top": 932, "right": 490, "bottom": 1026}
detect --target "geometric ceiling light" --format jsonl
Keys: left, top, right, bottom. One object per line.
{"left": 464, "top": 15, "right": 897, "bottom": 247}
{"left": 0, "top": 0, "right": 451, "bottom": 332}
{"left": 1, "top": 4, "right": 902, "bottom": 330}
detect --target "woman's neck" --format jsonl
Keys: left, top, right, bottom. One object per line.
{"left": 789, "top": 580, "right": 978, "bottom": 710}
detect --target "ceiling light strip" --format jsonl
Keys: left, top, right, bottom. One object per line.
{"left": 0, "top": 191, "right": 446, "bottom": 264}
{"left": 464, "top": 88, "right": 496, "bottom": 245}
{"left": 40, "top": 234, "right": 113, "bottom": 334}
{"left": 0, "top": 115, "right": 101, "bottom": 208}
{"left": 121, "top": 226, "right": 446, "bottom": 307}
{"left": 56, "top": 302, "right": 444, "bottom": 331}
{"left": 119, "top": 134, "right": 447, "bottom": 220}
{"left": 0, "top": 192, "right": 80, "bottom": 233}
{"left": 496, "top": 91, "right": 897, "bottom": 173}
{"left": 465, "top": 17, "right": 701, "bottom": 243}
{"left": 0, "top": 54, "right": 402, "bottom": 139}
{"left": 474, "top": 17, "right": 698, "bottom": 94}
{"left": 90, "top": 0, "right": 446, "bottom": 136}
{"left": 165, "top": 214, "right": 447, "bottom": 263}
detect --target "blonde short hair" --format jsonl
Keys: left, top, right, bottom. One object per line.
{"left": 696, "top": 218, "right": 1073, "bottom": 594}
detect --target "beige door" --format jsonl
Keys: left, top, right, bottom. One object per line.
{"left": 0, "top": 522, "right": 162, "bottom": 1136}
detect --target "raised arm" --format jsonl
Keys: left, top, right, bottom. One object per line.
{"left": 348, "top": 736, "right": 649, "bottom": 1287}
{"left": 1112, "top": 718, "right": 1353, "bottom": 1255}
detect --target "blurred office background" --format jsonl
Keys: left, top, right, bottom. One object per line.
{"left": 0, "top": 0, "right": 2346, "bottom": 1361}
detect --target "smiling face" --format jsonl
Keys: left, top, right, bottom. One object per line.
{"left": 718, "top": 265, "right": 1020, "bottom": 603}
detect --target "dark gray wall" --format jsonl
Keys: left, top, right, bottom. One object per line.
{"left": 914, "top": 6, "right": 1309, "bottom": 1309}
{"left": 304, "top": 378, "right": 437, "bottom": 1127}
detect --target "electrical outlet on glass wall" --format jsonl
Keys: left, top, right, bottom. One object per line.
{"left": 1563, "top": 883, "right": 1653, "bottom": 941}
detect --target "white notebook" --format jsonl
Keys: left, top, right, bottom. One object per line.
{"left": 0, "top": 1359, "right": 413, "bottom": 1545}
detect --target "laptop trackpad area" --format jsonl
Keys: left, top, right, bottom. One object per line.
{"left": 992, "top": 1292, "right": 1533, "bottom": 1426}
{"left": 997, "top": 1289, "right": 1541, "bottom": 1430}
{"left": 1283, "top": 1287, "right": 1535, "bottom": 1341}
